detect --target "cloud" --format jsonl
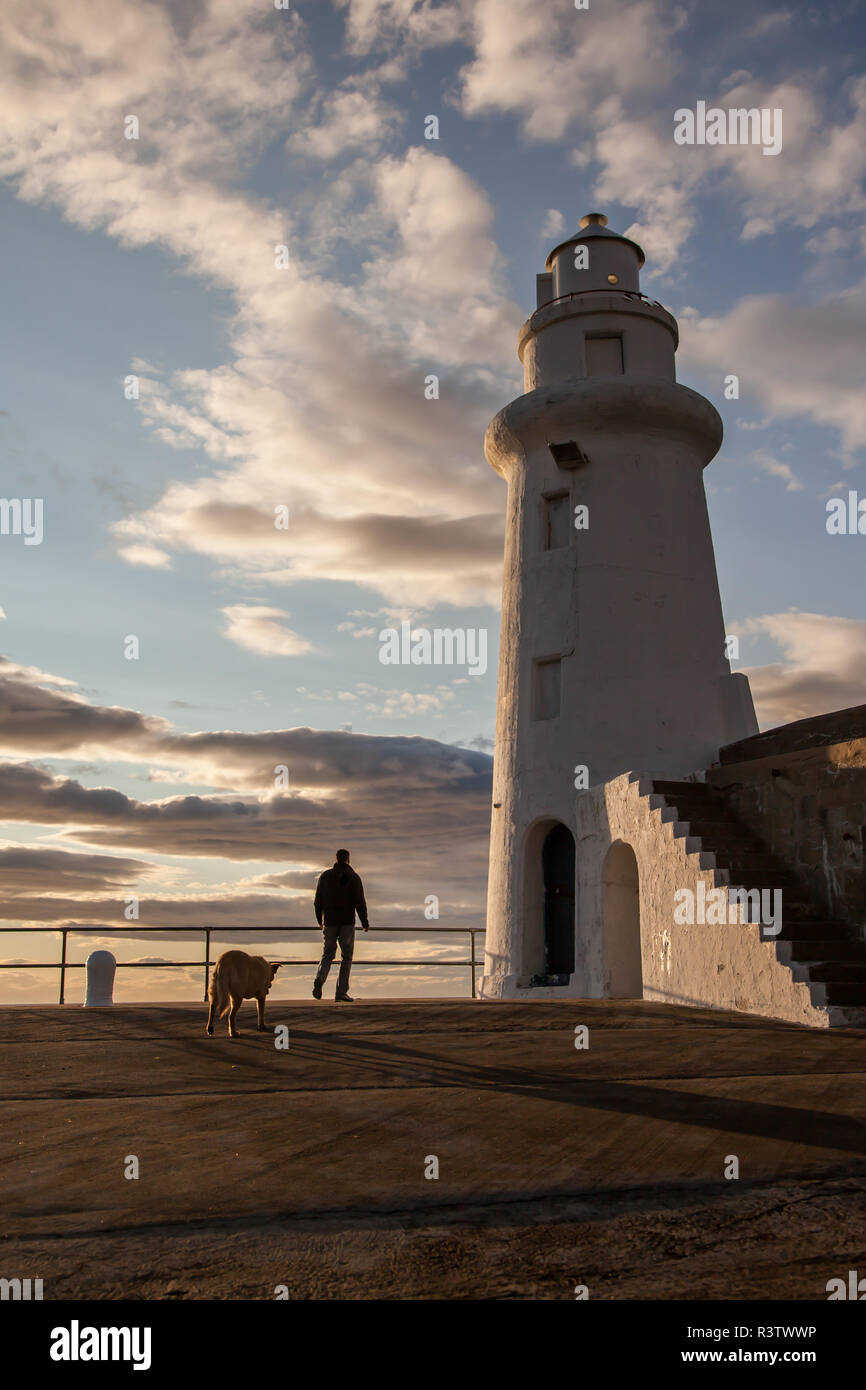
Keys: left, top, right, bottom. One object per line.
{"left": 0, "top": 642, "right": 493, "bottom": 926}
{"left": 540, "top": 209, "right": 565, "bottom": 239}
{"left": 7, "top": 0, "right": 860, "bottom": 628}
{"left": 749, "top": 449, "right": 804, "bottom": 492}
{"left": 0, "top": 660, "right": 486, "bottom": 788}
{"left": 0, "top": 890, "right": 299, "bottom": 929}
{"left": 0, "top": 880, "right": 483, "bottom": 932}
{"left": 0, "top": 845, "right": 153, "bottom": 896}
{"left": 0, "top": 750, "right": 491, "bottom": 931}
{"left": 293, "top": 681, "right": 461, "bottom": 718}
{"left": 0, "top": 653, "right": 492, "bottom": 783}
{"left": 367, "top": 686, "right": 458, "bottom": 718}
{"left": 590, "top": 115, "right": 702, "bottom": 272}
{"left": 455, "top": 0, "right": 677, "bottom": 141}
{"left": 679, "top": 293, "right": 866, "bottom": 457}
{"left": 335, "top": 0, "right": 469, "bottom": 56}
{"left": 119, "top": 500, "right": 506, "bottom": 609}
{"left": 741, "top": 612, "right": 866, "bottom": 726}
{"left": 0, "top": 659, "right": 169, "bottom": 758}
{"left": 0, "top": 659, "right": 78, "bottom": 689}
{"left": 104, "top": 146, "right": 516, "bottom": 607}
{"left": 0, "top": 2, "right": 518, "bottom": 611}
{"left": 444, "top": 4, "right": 866, "bottom": 275}
{"left": 599, "top": 75, "right": 866, "bottom": 271}
{"left": 220, "top": 605, "right": 313, "bottom": 657}
{"left": 120, "top": 544, "right": 173, "bottom": 569}
{"left": 722, "top": 76, "right": 866, "bottom": 240}
{"left": 0, "top": 1, "right": 314, "bottom": 191}
{"left": 0, "top": 642, "right": 493, "bottom": 820}
{"left": 288, "top": 85, "right": 403, "bottom": 160}
{"left": 743, "top": 10, "right": 793, "bottom": 39}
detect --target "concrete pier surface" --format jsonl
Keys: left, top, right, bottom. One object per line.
{"left": 2, "top": 999, "right": 866, "bottom": 1300}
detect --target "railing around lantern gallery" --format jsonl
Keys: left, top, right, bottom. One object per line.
{"left": 0, "top": 925, "right": 486, "bottom": 1003}
{"left": 529, "top": 287, "right": 670, "bottom": 321}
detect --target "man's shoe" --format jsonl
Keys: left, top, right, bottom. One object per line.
{"left": 335, "top": 993, "right": 354, "bottom": 1002}
{"left": 312, "top": 982, "right": 322, "bottom": 999}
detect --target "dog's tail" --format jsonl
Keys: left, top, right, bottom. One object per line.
{"left": 208, "top": 966, "right": 230, "bottom": 1019}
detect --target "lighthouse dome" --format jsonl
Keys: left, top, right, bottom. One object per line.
{"left": 546, "top": 212, "right": 644, "bottom": 297}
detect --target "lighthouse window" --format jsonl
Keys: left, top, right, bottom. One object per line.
{"left": 585, "top": 335, "right": 624, "bottom": 375}
{"left": 533, "top": 658, "right": 561, "bottom": 720}
{"left": 543, "top": 492, "right": 570, "bottom": 550}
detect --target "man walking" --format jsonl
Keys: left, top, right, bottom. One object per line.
{"left": 312, "top": 849, "right": 369, "bottom": 1001}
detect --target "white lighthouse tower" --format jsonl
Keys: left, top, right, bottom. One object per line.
{"left": 480, "top": 213, "right": 758, "bottom": 1000}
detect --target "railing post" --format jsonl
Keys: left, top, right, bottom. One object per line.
{"left": 470, "top": 929, "right": 477, "bottom": 999}
{"left": 203, "top": 928, "right": 211, "bottom": 1003}
{"left": 59, "top": 928, "right": 68, "bottom": 1006}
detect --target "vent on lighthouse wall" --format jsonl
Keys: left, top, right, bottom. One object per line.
{"left": 548, "top": 439, "right": 589, "bottom": 469}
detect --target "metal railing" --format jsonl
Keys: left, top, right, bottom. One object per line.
{"left": 0, "top": 925, "right": 486, "bottom": 1002}
{"left": 533, "top": 288, "right": 667, "bottom": 314}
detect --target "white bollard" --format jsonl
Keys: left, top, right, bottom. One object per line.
{"left": 84, "top": 950, "right": 116, "bottom": 1006}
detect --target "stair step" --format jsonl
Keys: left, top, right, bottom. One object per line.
{"left": 786, "top": 939, "right": 866, "bottom": 961}
{"left": 721, "top": 881, "right": 804, "bottom": 899}
{"left": 689, "top": 825, "right": 760, "bottom": 840}
{"left": 807, "top": 963, "right": 866, "bottom": 982}
{"left": 723, "top": 877, "right": 800, "bottom": 895}
{"left": 778, "top": 902, "right": 829, "bottom": 920}
{"left": 776, "top": 921, "right": 851, "bottom": 940}
{"left": 738, "top": 894, "right": 822, "bottom": 911}
{"left": 817, "top": 982, "right": 866, "bottom": 1005}
{"left": 674, "top": 807, "right": 741, "bottom": 824}
{"left": 698, "top": 845, "right": 763, "bottom": 860}
{"left": 715, "top": 856, "right": 797, "bottom": 876}
{"left": 653, "top": 780, "right": 715, "bottom": 797}
{"left": 679, "top": 815, "right": 756, "bottom": 837}
{"left": 654, "top": 781, "right": 866, "bottom": 1018}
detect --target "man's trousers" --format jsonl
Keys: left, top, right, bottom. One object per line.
{"left": 315, "top": 924, "right": 355, "bottom": 996}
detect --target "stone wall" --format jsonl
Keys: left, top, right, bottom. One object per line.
{"left": 707, "top": 704, "right": 866, "bottom": 937}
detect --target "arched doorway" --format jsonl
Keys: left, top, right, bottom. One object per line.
{"left": 602, "top": 841, "right": 642, "bottom": 996}
{"left": 543, "top": 823, "right": 575, "bottom": 975}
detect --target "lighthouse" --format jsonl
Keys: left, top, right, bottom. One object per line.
{"left": 481, "top": 213, "right": 758, "bottom": 1000}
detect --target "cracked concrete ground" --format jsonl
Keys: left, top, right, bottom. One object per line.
{"left": 2, "top": 1000, "right": 865, "bottom": 1299}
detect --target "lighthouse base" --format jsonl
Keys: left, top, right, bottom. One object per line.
{"left": 480, "top": 767, "right": 866, "bottom": 1030}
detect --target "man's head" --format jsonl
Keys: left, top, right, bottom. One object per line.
{"left": 336, "top": 848, "right": 350, "bottom": 864}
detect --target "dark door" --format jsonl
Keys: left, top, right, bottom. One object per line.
{"left": 543, "top": 823, "right": 575, "bottom": 975}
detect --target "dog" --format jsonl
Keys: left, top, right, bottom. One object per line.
{"left": 206, "top": 950, "right": 280, "bottom": 1038}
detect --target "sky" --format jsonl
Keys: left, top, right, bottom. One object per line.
{"left": 1, "top": 0, "right": 865, "bottom": 1003}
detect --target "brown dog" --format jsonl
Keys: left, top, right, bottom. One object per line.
{"left": 206, "top": 950, "right": 280, "bottom": 1038}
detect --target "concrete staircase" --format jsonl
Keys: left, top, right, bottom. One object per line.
{"left": 652, "top": 779, "right": 866, "bottom": 1019}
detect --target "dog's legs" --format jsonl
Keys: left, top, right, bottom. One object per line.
{"left": 256, "top": 995, "right": 267, "bottom": 1031}
{"left": 228, "top": 996, "right": 241, "bottom": 1038}
{"left": 206, "top": 997, "right": 217, "bottom": 1035}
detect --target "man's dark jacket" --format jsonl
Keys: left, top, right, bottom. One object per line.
{"left": 314, "top": 864, "right": 369, "bottom": 929}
